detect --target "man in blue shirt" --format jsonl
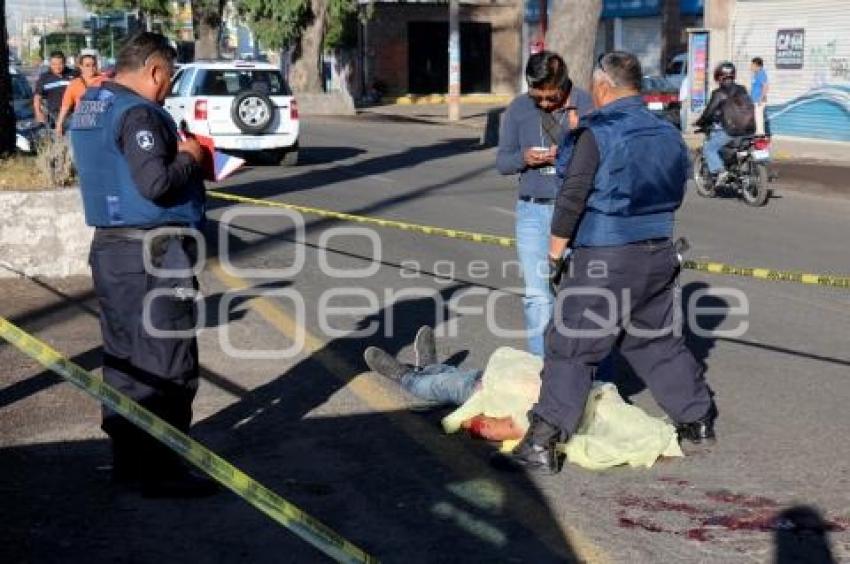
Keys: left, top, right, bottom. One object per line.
{"left": 750, "top": 57, "right": 769, "bottom": 135}
{"left": 496, "top": 52, "right": 593, "bottom": 357}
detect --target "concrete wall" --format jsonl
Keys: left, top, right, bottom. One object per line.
{"left": 296, "top": 92, "right": 356, "bottom": 115}
{"left": 363, "top": 2, "right": 521, "bottom": 95}
{"left": 0, "top": 189, "right": 93, "bottom": 278}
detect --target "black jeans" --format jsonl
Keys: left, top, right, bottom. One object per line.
{"left": 89, "top": 229, "right": 199, "bottom": 472}
{"left": 534, "top": 240, "right": 713, "bottom": 435}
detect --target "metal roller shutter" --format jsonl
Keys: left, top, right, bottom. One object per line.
{"left": 732, "top": 0, "right": 850, "bottom": 141}
{"left": 622, "top": 17, "right": 663, "bottom": 75}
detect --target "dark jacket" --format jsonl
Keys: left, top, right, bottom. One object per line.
{"left": 694, "top": 82, "right": 749, "bottom": 131}
{"left": 496, "top": 88, "right": 594, "bottom": 199}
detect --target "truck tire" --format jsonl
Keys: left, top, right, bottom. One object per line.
{"left": 231, "top": 90, "right": 274, "bottom": 134}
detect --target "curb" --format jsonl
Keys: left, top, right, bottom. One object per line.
{"left": 381, "top": 94, "right": 512, "bottom": 105}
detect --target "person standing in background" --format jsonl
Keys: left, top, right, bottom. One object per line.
{"left": 750, "top": 57, "right": 769, "bottom": 136}
{"left": 56, "top": 53, "right": 107, "bottom": 136}
{"left": 33, "top": 51, "right": 77, "bottom": 127}
{"left": 496, "top": 51, "right": 593, "bottom": 357}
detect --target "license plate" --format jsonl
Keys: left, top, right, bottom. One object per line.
{"left": 235, "top": 138, "right": 265, "bottom": 150}
{"left": 752, "top": 149, "right": 770, "bottom": 161}
{"left": 648, "top": 102, "right": 664, "bottom": 111}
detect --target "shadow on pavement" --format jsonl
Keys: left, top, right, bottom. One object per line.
{"left": 774, "top": 505, "right": 839, "bottom": 564}
{"left": 188, "top": 284, "right": 579, "bottom": 561}
{"left": 213, "top": 137, "right": 485, "bottom": 199}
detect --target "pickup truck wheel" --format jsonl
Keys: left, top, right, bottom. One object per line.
{"left": 231, "top": 90, "right": 274, "bottom": 134}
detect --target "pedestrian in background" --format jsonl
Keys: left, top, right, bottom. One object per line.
{"left": 56, "top": 53, "right": 107, "bottom": 136}
{"left": 506, "top": 52, "right": 717, "bottom": 474}
{"left": 750, "top": 56, "right": 770, "bottom": 136}
{"left": 70, "top": 32, "right": 215, "bottom": 498}
{"left": 496, "top": 51, "right": 593, "bottom": 357}
{"left": 33, "top": 51, "right": 77, "bottom": 127}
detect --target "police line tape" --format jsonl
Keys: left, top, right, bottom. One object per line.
{"left": 0, "top": 316, "right": 378, "bottom": 564}
{"left": 207, "top": 190, "right": 850, "bottom": 290}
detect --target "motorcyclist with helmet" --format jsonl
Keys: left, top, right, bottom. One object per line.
{"left": 694, "top": 62, "right": 755, "bottom": 185}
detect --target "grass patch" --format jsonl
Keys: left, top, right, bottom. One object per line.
{"left": 0, "top": 154, "right": 52, "bottom": 191}
{"left": 0, "top": 134, "right": 76, "bottom": 191}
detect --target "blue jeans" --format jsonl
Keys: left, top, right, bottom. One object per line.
{"left": 401, "top": 364, "right": 482, "bottom": 406}
{"left": 703, "top": 128, "right": 731, "bottom": 174}
{"left": 515, "top": 200, "right": 554, "bottom": 357}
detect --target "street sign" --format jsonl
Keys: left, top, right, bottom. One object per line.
{"left": 776, "top": 29, "right": 805, "bottom": 69}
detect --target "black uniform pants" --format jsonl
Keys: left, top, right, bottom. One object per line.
{"left": 535, "top": 239, "right": 713, "bottom": 436}
{"left": 89, "top": 229, "right": 199, "bottom": 473}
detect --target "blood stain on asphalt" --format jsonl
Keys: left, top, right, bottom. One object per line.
{"left": 616, "top": 494, "right": 702, "bottom": 515}
{"left": 617, "top": 511, "right": 666, "bottom": 533}
{"left": 704, "top": 490, "right": 778, "bottom": 508}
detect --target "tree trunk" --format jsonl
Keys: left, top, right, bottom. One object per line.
{"left": 290, "top": 0, "right": 328, "bottom": 93}
{"left": 661, "top": 0, "right": 681, "bottom": 72}
{"left": 0, "top": 0, "right": 17, "bottom": 156}
{"left": 194, "top": 0, "right": 223, "bottom": 60}
{"left": 546, "top": 0, "right": 603, "bottom": 91}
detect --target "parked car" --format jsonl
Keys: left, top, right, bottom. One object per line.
{"left": 641, "top": 76, "right": 681, "bottom": 128}
{"left": 665, "top": 52, "right": 688, "bottom": 89}
{"left": 10, "top": 68, "right": 46, "bottom": 153}
{"left": 164, "top": 61, "right": 300, "bottom": 165}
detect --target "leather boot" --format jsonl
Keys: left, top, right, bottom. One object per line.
{"left": 497, "top": 412, "right": 564, "bottom": 475}
{"left": 676, "top": 402, "right": 718, "bottom": 444}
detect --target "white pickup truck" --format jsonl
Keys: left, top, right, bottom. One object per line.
{"left": 164, "top": 61, "right": 300, "bottom": 165}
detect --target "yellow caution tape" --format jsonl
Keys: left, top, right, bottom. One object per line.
{"left": 0, "top": 316, "right": 378, "bottom": 564}
{"left": 208, "top": 190, "right": 515, "bottom": 248}
{"left": 681, "top": 260, "right": 850, "bottom": 289}
{"left": 207, "top": 191, "right": 850, "bottom": 290}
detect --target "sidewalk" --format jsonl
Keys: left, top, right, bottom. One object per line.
{"left": 361, "top": 103, "right": 849, "bottom": 168}
{"left": 683, "top": 133, "right": 850, "bottom": 167}
{"left": 357, "top": 102, "right": 499, "bottom": 130}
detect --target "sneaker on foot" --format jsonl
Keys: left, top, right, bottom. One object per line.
{"left": 413, "top": 326, "right": 437, "bottom": 368}
{"left": 364, "top": 346, "right": 408, "bottom": 382}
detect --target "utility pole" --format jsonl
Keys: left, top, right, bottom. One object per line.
{"left": 62, "top": 0, "right": 69, "bottom": 54}
{"left": 447, "top": 0, "right": 460, "bottom": 121}
{"left": 540, "top": 0, "right": 547, "bottom": 41}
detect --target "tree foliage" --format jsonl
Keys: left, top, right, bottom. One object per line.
{"left": 240, "top": 0, "right": 357, "bottom": 51}
{"left": 240, "top": 0, "right": 309, "bottom": 51}
{"left": 80, "top": 0, "right": 171, "bottom": 19}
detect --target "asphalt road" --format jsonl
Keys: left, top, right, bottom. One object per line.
{"left": 2, "top": 115, "right": 849, "bottom": 563}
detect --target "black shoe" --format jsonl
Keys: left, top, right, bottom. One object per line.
{"left": 496, "top": 413, "right": 564, "bottom": 475}
{"left": 141, "top": 468, "right": 220, "bottom": 499}
{"left": 676, "top": 403, "right": 718, "bottom": 444}
{"left": 364, "top": 346, "right": 408, "bottom": 382}
{"left": 413, "top": 326, "right": 437, "bottom": 368}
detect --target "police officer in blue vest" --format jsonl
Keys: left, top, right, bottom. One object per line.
{"left": 70, "top": 33, "right": 216, "bottom": 497}
{"left": 506, "top": 52, "right": 718, "bottom": 474}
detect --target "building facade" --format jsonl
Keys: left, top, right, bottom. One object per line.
{"left": 729, "top": 0, "right": 850, "bottom": 142}
{"left": 595, "top": 0, "right": 704, "bottom": 76}
{"left": 358, "top": 0, "right": 522, "bottom": 96}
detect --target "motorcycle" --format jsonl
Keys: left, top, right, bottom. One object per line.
{"left": 693, "top": 131, "right": 772, "bottom": 207}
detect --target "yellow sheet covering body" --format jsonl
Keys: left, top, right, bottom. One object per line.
{"left": 441, "top": 347, "right": 683, "bottom": 469}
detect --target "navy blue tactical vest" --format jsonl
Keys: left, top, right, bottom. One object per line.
{"left": 70, "top": 87, "right": 204, "bottom": 228}
{"left": 565, "top": 96, "right": 688, "bottom": 247}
